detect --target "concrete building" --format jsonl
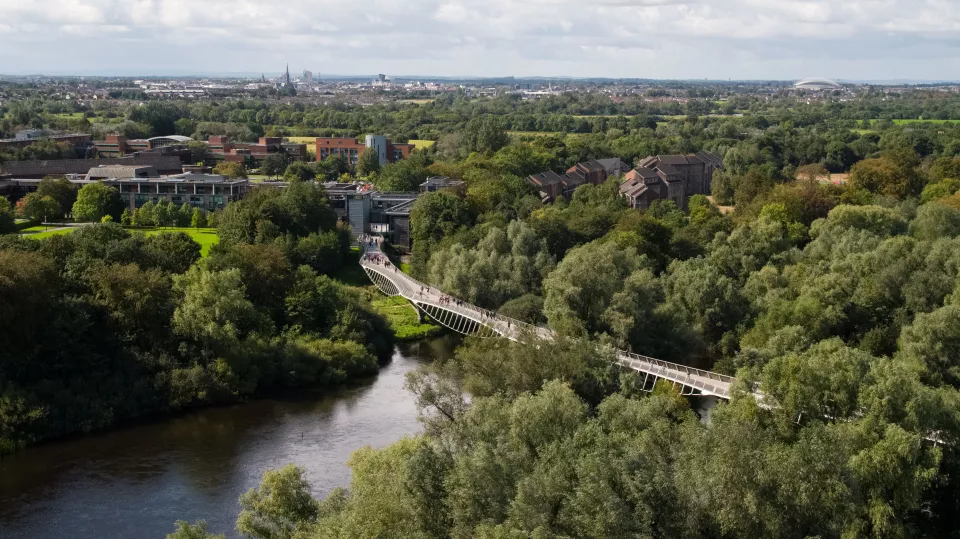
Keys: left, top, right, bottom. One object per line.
{"left": 420, "top": 176, "right": 466, "bottom": 194}
{"left": 0, "top": 132, "right": 92, "bottom": 155}
{"left": 315, "top": 136, "right": 414, "bottom": 166}
{"left": 105, "top": 172, "right": 248, "bottom": 211}
{"left": 321, "top": 181, "right": 420, "bottom": 251}
{"left": 0, "top": 155, "right": 185, "bottom": 179}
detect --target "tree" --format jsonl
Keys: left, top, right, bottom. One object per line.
{"left": 191, "top": 208, "right": 206, "bottom": 228}
{"left": 0, "top": 198, "right": 16, "bottom": 234}
{"left": 187, "top": 141, "right": 210, "bottom": 165}
{"left": 213, "top": 161, "right": 248, "bottom": 179}
{"left": 237, "top": 465, "right": 319, "bottom": 539}
{"left": 261, "top": 154, "right": 290, "bottom": 178}
{"left": 172, "top": 266, "right": 270, "bottom": 347}
{"left": 16, "top": 193, "right": 60, "bottom": 224}
{"left": 283, "top": 161, "right": 317, "bottom": 183}
{"left": 167, "top": 520, "right": 225, "bottom": 539}
{"left": 462, "top": 116, "right": 509, "bottom": 154}
{"left": 36, "top": 176, "right": 78, "bottom": 218}
{"left": 133, "top": 201, "right": 155, "bottom": 228}
{"left": 120, "top": 208, "right": 132, "bottom": 226}
{"left": 72, "top": 182, "right": 123, "bottom": 223}
{"left": 376, "top": 152, "right": 430, "bottom": 192}
{"left": 356, "top": 147, "right": 381, "bottom": 176}
{"left": 154, "top": 200, "right": 172, "bottom": 228}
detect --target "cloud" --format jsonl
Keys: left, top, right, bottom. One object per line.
{"left": 0, "top": 0, "right": 960, "bottom": 79}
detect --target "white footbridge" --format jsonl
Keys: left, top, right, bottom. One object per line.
{"left": 360, "top": 241, "right": 736, "bottom": 399}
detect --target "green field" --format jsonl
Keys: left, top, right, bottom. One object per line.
{"left": 408, "top": 139, "right": 436, "bottom": 150}
{"left": 23, "top": 226, "right": 219, "bottom": 256}
{"left": 370, "top": 295, "right": 444, "bottom": 341}
{"left": 285, "top": 136, "right": 317, "bottom": 144}
{"left": 891, "top": 119, "right": 960, "bottom": 125}
{"left": 24, "top": 227, "right": 76, "bottom": 239}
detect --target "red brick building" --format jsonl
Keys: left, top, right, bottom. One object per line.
{"left": 315, "top": 136, "right": 414, "bottom": 166}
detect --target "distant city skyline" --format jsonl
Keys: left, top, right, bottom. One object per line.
{"left": 2, "top": 0, "right": 960, "bottom": 81}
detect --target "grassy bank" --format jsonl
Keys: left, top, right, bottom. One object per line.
{"left": 370, "top": 295, "right": 444, "bottom": 341}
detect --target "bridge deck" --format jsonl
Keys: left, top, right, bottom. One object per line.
{"left": 360, "top": 241, "right": 734, "bottom": 399}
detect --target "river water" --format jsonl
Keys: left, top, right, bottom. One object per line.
{"left": 0, "top": 336, "right": 460, "bottom": 539}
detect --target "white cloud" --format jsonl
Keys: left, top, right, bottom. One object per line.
{"left": 0, "top": 0, "right": 959, "bottom": 79}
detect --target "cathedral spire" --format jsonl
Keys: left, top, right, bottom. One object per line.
{"left": 285, "top": 64, "right": 290, "bottom": 84}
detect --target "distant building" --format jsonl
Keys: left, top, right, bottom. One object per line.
{"left": 0, "top": 155, "right": 185, "bottom": 179}
{"left": 0, "top": 132, "right": 92, "bottom": 155}
{"left": 94, "top": 135, "right": 193, "bottom": 158}
{"left": 85, "top": 165, "right": 159, "bottom": 181}
{"left": 525, "top": 158, "right": 626, "bottom": 203}
{"left": 204, "top": 136, "right": 308, "bottom": 164}
{"left": 302, "top": 70, "right": 313, "bottom": 83}
{"left": 420, "top": 176, "right": 466, "bottom": 194}
{"left": 793, "top": 78, "right": 842, "bottom": 91}
{"left": 620, "top": 152, "right": 722, "bottom": 210}
{"left": 102, "top": 172, "right": 247, "bottom": 211}
{"left": 315, "top": 136, "right": 414, "bottom": 166}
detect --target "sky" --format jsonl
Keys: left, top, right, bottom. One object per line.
{"left": 2, "top": 0, "right": 960, "bottom": 80}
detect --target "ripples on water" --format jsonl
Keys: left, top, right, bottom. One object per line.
{"left": 0, "top": 336, "right": 460, "bottom": 539}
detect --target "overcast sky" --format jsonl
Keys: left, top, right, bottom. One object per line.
{"left": 2, "top": 0, "right": 960, "bottom": 80}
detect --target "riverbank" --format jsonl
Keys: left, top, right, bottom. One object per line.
{"left": 0, "top": 337, "right": 459, "bottom": 539}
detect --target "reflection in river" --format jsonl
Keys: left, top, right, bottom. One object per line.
{"left": 0, "top": 336, "right": 460, "bottom": 539}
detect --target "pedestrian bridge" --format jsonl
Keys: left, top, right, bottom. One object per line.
{"left": 360, "top": 241, "right": 736, "bottom": 399}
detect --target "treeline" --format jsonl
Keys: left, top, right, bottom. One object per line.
{"left": 0, "top": 181, "right": 393, "bottom": 453}
{"left": 176, "top": 163, "right": 960, "bottom": 539}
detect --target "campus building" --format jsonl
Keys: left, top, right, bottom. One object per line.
{"left": 208, "top": 136, "right": 308, "bottom": 164}
{"left": 94, "top": 135, "right": 193, "bottom": 157}
{"left": 619, "top": 152, "right": 723, "bottom": 210}
{"left": 526, "top": 158, "right": 627, "bottom": 202}
{"left": 315, "top": 136, "right": 414, "bottom": 166}
{"left": 0, "top": 155, "right": 185, "bottom": 179}
{"left": 0, "top": 131, "right": 93, "bottom": 156}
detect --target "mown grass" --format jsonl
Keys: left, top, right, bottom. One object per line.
{"left": 139, "top": 227, "right": 219, "bottom": 256}
{"left": 285, "top": 136, "right": 317, "bottom": 144}
{"left": 23, "top": 226, "right": 220, "bottom": 256}
{"left": 24, "top": 227, "right": 76, "bottom": 239}
{"left": 408, "top": 139, "right": 436, "bottom": 150}
{"left": 891, "top": 119, "right": 960, "bottom": 125}
{"left": 370, "top": 295, "right": 444, "bottom": 341}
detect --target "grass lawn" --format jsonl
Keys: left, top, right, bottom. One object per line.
{"left": 370, "top": 295, "right": 444, "bottom": 341}
{"left": 139, "top": 227, "right": 219, "bottom": 256}
{"left": 285, "top": 136, "right": 317, "bottom": 144}
{"left": 408, "top": 139, "right": 436, "bottom": 150}
{"left": 21, "top": 225, "right": 60, "bottom": 233}
{"left": 891, "top": 119, "right": 960, "bottom": 125}
{"left": 22, "top": 226, "right": 217, "bottom": 253}
{"left": 25, "top": 227, "right": 76, "bottom": 239}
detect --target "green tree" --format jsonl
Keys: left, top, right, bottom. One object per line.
{"left": 187, "top": 141, "right": 210, "bottom": 165}
{"left": 356, "top": 147, "right": 381, "bottom": 176}
{"left": 191, "top": 208, "right": 206, "bottom": 228}
{"left": 172, "top": 266, "right": 270, "bottom": 347}
{"left": 261, "top": 154, "right": 290, "bottom": 178}
{"left": 237, "top": 465, "right": 319, "bottom": 539}
{"left": 213, "top": 161, "right": 248, "bottom": 179}
{"left": 120, "top": 208, "right": 132, "bottom": 227}
{"left": 167, "top": 520, "right": 225, "bottom": 539}
{"left": 282, "top": 161, "right": 317, "bottom": 183}
{"left": 36, "top": 176, "right": 78, "bottom": 218}
{"left": 16, "top": 193, "right": 60, "bottom": 223}
{"left": 462, "top": 116, "right": 509, "bottom": 154}
{"left": 0, "top": 198, "right": 17, "bottom": 234}
{"left": 71, "top": 182, "right": 123, "bottom": 222}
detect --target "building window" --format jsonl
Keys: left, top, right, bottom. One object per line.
{"left": 190, "top": 196, "right": 204, "bottom": 207}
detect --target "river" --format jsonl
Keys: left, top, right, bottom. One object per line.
{"left": 0, "top": 336, "right": 460, "bottom": 539}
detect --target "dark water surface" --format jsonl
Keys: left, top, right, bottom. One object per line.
{"left": 0, "top": 336, "right": 459, "bottom": 539}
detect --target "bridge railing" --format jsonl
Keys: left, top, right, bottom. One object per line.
{"left": 360, "top": 238, "right": 733, "bottom": 397}
{"left": 617, "top": 351, "right": 734, "bottom": 397}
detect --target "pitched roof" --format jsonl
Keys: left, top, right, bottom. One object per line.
{"left": 527, "top": 170, "right": 565, "bottom": 187}
{"left": 656, "top": 155, "right": 691, "bottom": 166}
{"left": 655, "top": 163, "right": 681, "bottom": 177}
